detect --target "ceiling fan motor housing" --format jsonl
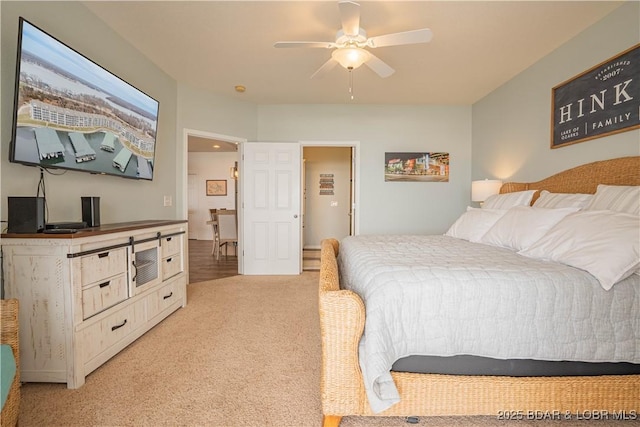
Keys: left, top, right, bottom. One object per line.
{"left": 335, "top": 28, "right": 368, "bottom": 47}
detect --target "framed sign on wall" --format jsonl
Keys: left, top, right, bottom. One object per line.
{"left": 551, "top": 44, "right": 640, "bottom": 149}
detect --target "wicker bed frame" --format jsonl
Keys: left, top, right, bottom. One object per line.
{"left": 319, "top": 156, "right": 640, "bottom": 427}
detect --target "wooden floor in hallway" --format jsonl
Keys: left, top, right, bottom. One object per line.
{"left": 188, "top": 240, "right": 321, "bottom": 283}
{"left": 188, "top": 239, "right": 238, "bottom": 283}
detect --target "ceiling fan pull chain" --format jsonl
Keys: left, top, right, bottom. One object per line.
{"left": 348, "top": 67, "right": 355, "bottom": 100}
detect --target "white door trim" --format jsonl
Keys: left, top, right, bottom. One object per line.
{"left": 299, "top": 140, "right": 360, "bottom": 236}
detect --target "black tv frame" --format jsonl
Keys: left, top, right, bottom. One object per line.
{"left": 9, "top": 17, "right": 160, "bottom": 181}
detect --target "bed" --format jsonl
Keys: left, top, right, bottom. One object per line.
{"left": 318, "top": 156, "right": 640, "bottom": 427}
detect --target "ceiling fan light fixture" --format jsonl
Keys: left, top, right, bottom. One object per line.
{"left": 332, "top": 47, "right": 370, "bottom": 70}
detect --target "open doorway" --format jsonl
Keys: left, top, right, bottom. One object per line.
{"left": 184, "top": 129, "right": 245, "bottom": 281}
{"left": 301, "top": 141, "right": 358, "bottom": 270}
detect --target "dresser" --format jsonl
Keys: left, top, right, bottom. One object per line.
{"left": 1, "top": 220, "right": 188, "bottom": 388}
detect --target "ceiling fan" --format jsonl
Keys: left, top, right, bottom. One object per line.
{"left": 274, "top": 0, "right": 433, "bottom": 79}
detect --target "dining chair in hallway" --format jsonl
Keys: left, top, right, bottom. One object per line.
{"left": 213, "top": 209, "right": 238, "bottom": 260}
{"left": 207, "top": 209, "right": 219, "bottom": 256}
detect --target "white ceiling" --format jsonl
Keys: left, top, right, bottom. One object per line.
{"left": 82, "top": 1, "right": 624, "bottom": 151}
{"left": 187, "top": 136, "right": 239, "bottom": 153}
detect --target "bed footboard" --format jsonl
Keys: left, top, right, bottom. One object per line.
{"left": 318, "top": 238, "right": 640, "bottom": 426}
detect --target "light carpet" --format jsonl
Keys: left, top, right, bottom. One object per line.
{"left": 19, "top": 273, "right": 638, "bottom": 426}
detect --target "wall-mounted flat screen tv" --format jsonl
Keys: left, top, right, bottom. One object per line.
{"left": 9, "top": 18, "right": 159, "bottom": 180}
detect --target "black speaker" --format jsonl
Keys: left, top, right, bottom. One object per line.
{"left": 81, "top": 196, "right": 100, "bottom": 227}
{"left": 8, "top": 197, "right": 45, "bottom": 233}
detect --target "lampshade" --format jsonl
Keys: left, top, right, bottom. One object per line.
{"left": 331, "top": 47, "right": 370, "bottom": 70}
{"left": 471, "top": 179, "right": 503, "bottom": 202}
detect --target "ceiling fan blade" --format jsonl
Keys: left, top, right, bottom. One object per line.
{"left": 364, "top": 53, "right": 395, "bottom": 78}
{"left": 367, "top": 28, "right": 433, "bottom": 48}
{"left": 311, "top": 58, "right": 338, "bottom": 79}
{"left": 339, "top": 0, "right": 360, "bottom": 37}
{"left": 274, "top": 41, "right": 336, "bottom": 49}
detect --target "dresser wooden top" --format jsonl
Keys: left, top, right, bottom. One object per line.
{"left": 2, "top": 220, "right": 187, "bottom": 239}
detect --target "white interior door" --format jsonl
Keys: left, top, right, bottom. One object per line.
{"left": 240, "top": 142, "right": 301, "bottom": 275}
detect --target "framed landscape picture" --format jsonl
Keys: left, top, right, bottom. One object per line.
{"left": 206, "top": 180, "right": 227, "bottom": 196}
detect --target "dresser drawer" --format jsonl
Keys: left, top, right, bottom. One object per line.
{"left": 80, "top": 299, "right": 146, "bottom": 363}
{"left": 147, "top": 280, "right": 184, "bottom": 319}
{"left": 161, "top": 234, "right": 182, "bottom": 258}
{"left": 82, "top": 274, "right": 128, "bottom": 320}
{"left": 81, "top": 248, "right": 127, "bottom": 285}
{"left": 161, "top": 254, "right": 182, "bottom": 280}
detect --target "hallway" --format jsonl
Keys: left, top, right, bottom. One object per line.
{"left": 188, "top": 240, "right": 320, "bottom": 283}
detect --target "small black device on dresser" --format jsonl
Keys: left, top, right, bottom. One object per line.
{"left": 43, "top": 228, "right": 78, "bottom": 234}
{"left": 45, "top": 222, "right": 87, "bottom": 230}
{"left": 81, "top": 196, "right": 100, "bottom": 227}
{"left": 7, "top": 196, "right": 45, "bottom": 233}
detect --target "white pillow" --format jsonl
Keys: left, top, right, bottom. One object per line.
{"left": 482, "top": 190, "right": 536, "bottom": 210}
{"left": 519, "top": 210, "right": 640, "bottom": 290}
{"left": 445, "top": 207, "right": 507, "bottom": 242}
{"left": 533, "top": 190, "right": 592, "bottom": 209}
{"left": 585, "top": 184, "right": 640, "bottom": 215}
{"left": 480, "top": 206, "right": 579, "bottom": 251}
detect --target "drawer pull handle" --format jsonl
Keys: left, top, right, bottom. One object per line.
{"left": 166, "top": 257, "right": 173, "bottom": 263}
{"left": 166, "top": 237, "right": 172, "bottom": 242}
{"left": 163, "top": 292, "right": 173, "bottom": 300}
{"left": 99, "top": 281, "right": 111, "bottom": 288}
{"left": 98, "top": 252, "right": 109, "bottom": 258}
{"left": 111, "top": 319, "right": 127, "bottom": 331}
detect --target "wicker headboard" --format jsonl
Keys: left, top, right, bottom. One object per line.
{"left": 501, "top": 156, "right": 640, "bottom": 199}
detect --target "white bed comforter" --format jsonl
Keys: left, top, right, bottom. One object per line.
{"left": 338, "top": 235, "right": 640, "bottom": 413}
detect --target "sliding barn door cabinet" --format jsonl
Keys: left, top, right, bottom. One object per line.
{"left": 1, "top": 220, "right": 188, "bottom": 388}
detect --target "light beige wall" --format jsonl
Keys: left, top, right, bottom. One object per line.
{"left": 472, "top": 2, "right": 640, "bottom": 183}
{"left": 176, "top": 83, "right": 257, "bottom": 218}
{"left": 187, "top": 151, "right": 238, "bottom": 240}
{"left": 257, "top": 105, "right": 472, "bottom": 235}
{"left": 1, "top": 1, "right": 179, "bottom": 224}
{"left": 303, "top": 147, "right": 351, "bottom": 248}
